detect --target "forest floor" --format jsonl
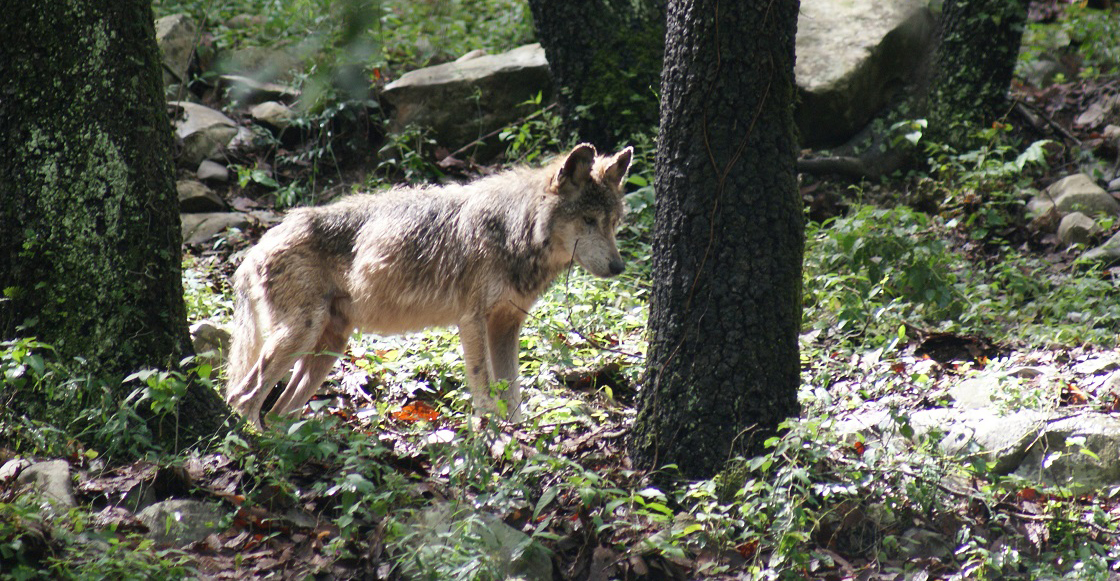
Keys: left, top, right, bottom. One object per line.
{"left": 4, "top": 1, "right": 1120, "bottom": 579}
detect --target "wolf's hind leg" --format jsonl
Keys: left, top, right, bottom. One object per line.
{"left": 268, "top": 294, "right": 352, "bottom": 420}
{"left": 460, "top": 315, "right": 501, "bottom": 417}
{"left": 229, "top": 313, "right": 325, "bottom": 427}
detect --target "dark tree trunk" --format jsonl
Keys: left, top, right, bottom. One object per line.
{"left": 0, "top": 1, "right": 232, "bottom": 448}
{"left": 629, "top": 0, "right": 804, "bottom": 479}
{"left": 926, "top": 0, "right": 1029, "bottom": 148}
{"left": 526, "top": 0, "right": 665, "bottom": 150}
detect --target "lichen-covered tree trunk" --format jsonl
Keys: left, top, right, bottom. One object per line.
{"left": 629, "top": 0, "right": 803, "bottom": 479}
{"left": 927, "top": 0, "right": 1029, "bottom": 148}
{"left": 0, "top": 1, "right": 231, "bottom": 446}
{"left": 526, "top": 0, "right": 665, "bottom": 150}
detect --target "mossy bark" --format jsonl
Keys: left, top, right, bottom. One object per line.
{"left": 526, "top": 0, "right": 665, "bottom": 150}
{"left": 629, "top": 0, "right": 803, "bottom": 479}
{"left": 926, "top": 0, "right": 1029, "bottom": 148}
{"left": 0, "top": 1, "right": 232, "bottom": 447}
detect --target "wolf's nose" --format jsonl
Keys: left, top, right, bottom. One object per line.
{"left": 608, "top": 259, "right": 625, "bottom": 276}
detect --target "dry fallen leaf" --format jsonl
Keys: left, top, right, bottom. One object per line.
{"left": 392, "top": 400, "right": 440, "bottom": 422}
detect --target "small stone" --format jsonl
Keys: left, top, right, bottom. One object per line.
{"left": 0, "top": 458, "right": 30, "bottom": 483}
{"left": 1057, "top": 212, "right": 1100, "bottom": 246}
{"left": 249, "top": 101, "right": 294, "bottom": 130}
{"left": 196, "top": 160, "right": 229, "bottom": 183}
{"left": 190, "top": 320, "right": 231, "bottom": 369}
{"left": 177, "top": 180, "right": 225, "bottom": 213}
{"left": 1108, "top": 177, "right": 1120, "bottom": 193}
{"left": 137, "top": 500, "right": 225, "bottom": 548}
{"left": 181, "top": 212, "right": 251, "bottom": 245}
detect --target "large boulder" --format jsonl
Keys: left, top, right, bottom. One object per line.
{"left": 381, "top": 43, "right": 552, "bottom": 159}
{"left": 794, "top": 0, "right": 934, "bottom": 147}
{"left": 1047, "top": 173, "right": 1120, "bottom": 217}
{"left": 381, "top": 1, "right": 934, "bottom": 154}
{"left": 155, "top": 14, "right": 197, "bottom": 88}
{"left": 15, "top": 460, "right": 76, "bottom": 515}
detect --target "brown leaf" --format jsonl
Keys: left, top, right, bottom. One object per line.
{"left": 392, "top": 401, "right": 440, "bottom": 422}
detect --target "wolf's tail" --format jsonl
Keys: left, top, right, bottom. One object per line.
{"left": 225, "top": 269, "right": 263, "bottom": 399}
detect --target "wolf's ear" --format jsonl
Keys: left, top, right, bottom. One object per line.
{"left": 557, "top": 143, "right": 596, "bottom": 189}
{"left": 603, "top": 147, "right": 633, "bottom": 188}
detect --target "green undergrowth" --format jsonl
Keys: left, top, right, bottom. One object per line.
{"left": 9, "top": 2, "right": 1120, "bottom": 577}
{"left": 1019, "top": 4, "right": 1120, "bottom": 82}
{"left": 804, "top": 203, "right": 1120, "bottom": 349}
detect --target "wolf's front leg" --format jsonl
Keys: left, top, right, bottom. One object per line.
{"left": 487, "top": 308, "right": 525, "bottom": 422}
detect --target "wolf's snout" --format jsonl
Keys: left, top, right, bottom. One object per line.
{"left": 608, "top": 258, "right": 625, "bottom": 276}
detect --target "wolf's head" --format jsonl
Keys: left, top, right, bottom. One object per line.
{"left": 549, "top": 144, "right": 632, "bottom": 278}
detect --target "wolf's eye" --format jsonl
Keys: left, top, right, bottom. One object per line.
{"left": 583, "top": 216, "right": 597, "bottom": 227}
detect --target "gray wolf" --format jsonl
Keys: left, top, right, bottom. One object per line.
{"left": 225, "top": 144, "right": 632, "bottom": 428}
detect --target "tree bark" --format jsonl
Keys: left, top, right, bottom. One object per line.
{"left": 526, "top": 0, "right": 665, "bottom": 150}
{"left": 0, "top": 1, "right": 232, "bottom": 447}
{"left": 926, "top": 0, "right": 1029, "bottom": 148}
{"left": 629, "top": 0, "right": 803, "bottom": 479}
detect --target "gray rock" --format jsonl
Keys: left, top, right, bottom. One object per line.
{"left": 1025, "top": 189, "right": 1055, "bottom": 217}
{"left": 1047, "top": 174, "right": 1120, "bottom": 217}
{"left": 794, "top": 0, "right": 934, "bottom": 147}
{"left": 155, "top": 14, "right": 196, "bottom": 87}
{"left": 16, "top": 460, "right": 75, "bottom": 514}
{"left": 1057, "top": 212, "right": 1100, "bottom": 246}
{"left": 1072, "top": 355, "right": 1120, "bottom": 376}
{"left": 0, "top": 458, "right": 31, "bottom": 483}
{"left": 948, "top": 375, "right": 1004, "bottom": 410}
{"left": 197, "top": 160, "right": 229, "bottom": 183}
{"left": 137, "top": 499, "right": 225, "bottom": 547}
{"left": 177, "top": 180, "right": 225, "bottom": 212}
{"left": 1079, "top": 231, "right": 1120, "bottom": 265}
{"left": 190, "top": 320, "right": 231, "bottom": 370}
{"left": 1073, "top": 95, "right": 1118, "bottom": 129}
{"left": 1019, "top": 57, "right": 1072, "bottom": 88}
{"left": 1015, "top": 414, "right": 1120, "bottom": 493}
{"left": 382, "top": 43, "right": 552, "bottom": 159}
{"left": 249, "top": 101, "right": 294, "bottom": 130}
{"left": 402, "top": 503, "right": 552, "bottom": 581}
{"left": 170, "top": 101, "right": 239, "bottom": 167}
{"left": 1104, "top": 371, "right": 1120, "bottom": 394}
{"left": 911, "top": 408, "right": 1051, "bottom": 474}
{"left": 181, "top": 212, "right": 251, "bottom": 245}
{"left": 834, "top": 408, "right": 1050, "bottom": 475}
{"left": 835, "top": 406, "right": 1120, "bottom": 492}
{"left": 1109, "top": 177, "right": 1120, "bottom": 194}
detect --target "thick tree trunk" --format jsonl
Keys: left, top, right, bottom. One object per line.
{"left": 629, "top": 0, "right": 803, "bottom": 479}
{"left": 926, "top": 0, "right": 1029, "bottom": 148}
{"left": 526, "top": 0, "right": 665, "bottom": 150}
{"left": 0, "top": 1, "right": 232, "bottom": 447}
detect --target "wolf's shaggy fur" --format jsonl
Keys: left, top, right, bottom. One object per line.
{"left": 225, "top": 144, "right": 632, "bottom": 427}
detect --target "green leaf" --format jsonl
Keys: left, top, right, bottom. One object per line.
{"left": 534, "top": 486, "right": 559, "bottom": 519}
